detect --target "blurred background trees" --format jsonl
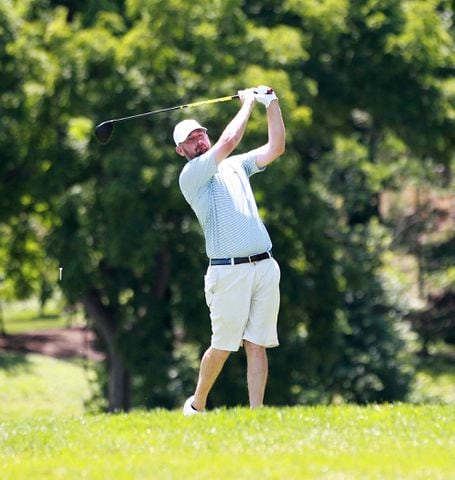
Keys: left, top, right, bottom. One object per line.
{"left": 1, "top": 0, "right": 453, "bottom": 411}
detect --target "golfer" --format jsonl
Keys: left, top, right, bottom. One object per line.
{"left": 174, "top": 86, "right": 285, "bottom": 414}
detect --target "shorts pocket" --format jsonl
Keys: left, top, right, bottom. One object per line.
{"left": 204, "top": 267, "right": 218, "bottom": 307}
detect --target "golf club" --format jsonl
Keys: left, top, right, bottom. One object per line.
{"left": 94, "top": 94, "right": 240, "bottom": 144}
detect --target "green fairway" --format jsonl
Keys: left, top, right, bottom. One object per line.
{"left": 1, "top": 404, "right": 454, "bottom": 479}
{"left": 1, "top": 339, "right": 454, "bottom": 478}
{"left": 1, "top": 299, "right": 77, "bottom": 334}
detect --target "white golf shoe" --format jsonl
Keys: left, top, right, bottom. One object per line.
{"left": 183, "top": 395, "right": 204, "bottom": 416}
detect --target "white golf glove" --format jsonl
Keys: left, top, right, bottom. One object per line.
{"left": 254, "top": 85, "right": 278, "bottom": 108}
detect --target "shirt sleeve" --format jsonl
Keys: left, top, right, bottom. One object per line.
{"left": 179, "top": 150, "right": 218, "bottom": 204}
{"left": 230, "top": 152, "right": 266, "bottom": 177}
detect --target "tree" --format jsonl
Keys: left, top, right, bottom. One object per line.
{"left": 1, "top": 0, "right": 453, "bottom": 410}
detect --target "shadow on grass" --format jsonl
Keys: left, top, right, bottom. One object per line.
{"left": 0, "top": 351, "right": 31, "bottom": 374}
{"left": 34, "top": 313, "right": 60, "bottom": 320}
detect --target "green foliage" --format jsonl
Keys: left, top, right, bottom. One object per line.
{"left": 1, "top": 406, "right": 454, "bottom": 479}
{"left": 411, "top": 348, "right": 455, "bottom": 403}
{"left": 1, "top": 0, "right": 454, "bottom": 410}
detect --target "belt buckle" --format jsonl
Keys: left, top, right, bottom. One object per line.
{"left": 248, "top": 255, "right": 253, "bottom": 263}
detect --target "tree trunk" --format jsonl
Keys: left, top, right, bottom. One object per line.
{"left": 81, "top": 289, "right": 131, "bottom": 412}
{"left": 108, "top": 351, "right": 131, "bottom": 412}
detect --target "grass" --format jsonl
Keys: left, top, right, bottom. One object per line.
{"left": 0, "top": 405, "right": 454, "bottom": 479}
{"left": 1, "top": 298, "right": 82, "bottom": 334}
{"left": 2, "top": 312, "right": 68, "bottom": 333}
{"left": 1, "top": 302, "right": 454, "bottom": 478}
{"left": 1, "top": 353, "right": 454, "bottom": 479}
{"left": 0, "top": 353, "right": 92, "bottom": 418}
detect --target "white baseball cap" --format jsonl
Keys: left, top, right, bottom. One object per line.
{"left": 173, "top": 119, "right": 207, "bottom": 146}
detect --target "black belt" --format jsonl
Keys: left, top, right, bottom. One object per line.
{"left": 210, "top": 251, "right": 273, "bottom": 266}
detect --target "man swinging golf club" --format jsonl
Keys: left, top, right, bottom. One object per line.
{"left": 174, "top": 86, "right": 285, "bottom": 415}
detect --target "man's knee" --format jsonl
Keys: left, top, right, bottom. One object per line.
{"left": 206, "top": 346, "right": 231, "bottom": 362}
{"left": 244, "top": 340, "right": 266, "bottom": 354}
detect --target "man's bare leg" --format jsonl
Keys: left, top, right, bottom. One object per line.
{"left": 244, "top": 340, "right": 268, "bottom": 408}
{"left": 191, "top": 346, "right": 231, "bottom": 411}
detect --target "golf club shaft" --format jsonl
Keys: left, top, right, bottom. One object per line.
{"left": 108, "top": 94, "right": 240, "bottom": 124}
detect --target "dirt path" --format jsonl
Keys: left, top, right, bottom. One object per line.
{"left": 0, "top": 327, "right": 104, "bottom": 361}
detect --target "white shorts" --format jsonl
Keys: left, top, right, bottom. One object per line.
{"left": 203, "top": 258, "right": 280, "bottom": 351}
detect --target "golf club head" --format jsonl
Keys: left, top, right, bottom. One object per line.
{"left": 94, "top": 121, "right": 114, "bottom": 144}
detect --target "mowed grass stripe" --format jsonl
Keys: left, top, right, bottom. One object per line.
{"left": 1, "top": 405, "right": 454, "bottom": 479}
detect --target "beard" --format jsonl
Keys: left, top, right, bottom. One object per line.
{"left": 195, "top": 143, "right": 209, "bottom": 156}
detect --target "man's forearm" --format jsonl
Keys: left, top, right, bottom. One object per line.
{"left": 220, "top": 97, "right": 255, "bottom": 145}
{"left": 213, "top": 94, "right": 256, "bottom": 163}
{"left": 266, "top": 100, "right": 286, "bottom": 156}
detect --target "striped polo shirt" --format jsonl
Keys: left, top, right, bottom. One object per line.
{"left": 179, "top": 149, "right": 272, "bottom": 259}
